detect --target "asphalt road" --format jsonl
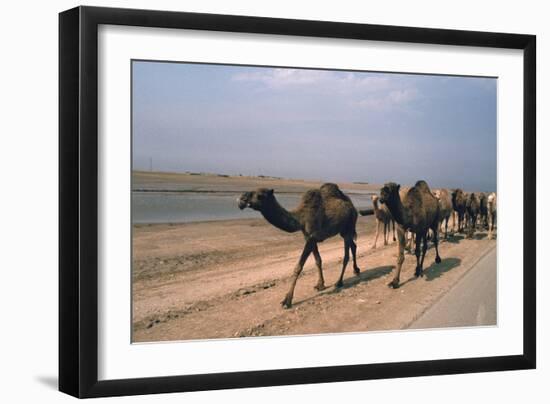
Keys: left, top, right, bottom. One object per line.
{"left": 409, "top": 246, "right": 497, "bottom": 329}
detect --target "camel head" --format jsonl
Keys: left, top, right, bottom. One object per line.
{"left": 433, "top": 189, "right": 441, "bottom": 200}
{"left": 238, "top": 188, "right": 274, "bottom": 211}
{"left": 379, "top": 182, "right": 400, "bottom": 205}
{"left": 371, "top": 194, "right": 379, "bottom": 203}
{"left": 451, "top": 188, "right": 463, "bottom": 205}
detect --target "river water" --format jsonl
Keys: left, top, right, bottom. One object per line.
{"left": 132, "top": 191, "right": 375, "bottom": 224}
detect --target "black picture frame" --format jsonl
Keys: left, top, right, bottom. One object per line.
{"left": 59, "top": 5, "right": 536, "bottom": 398}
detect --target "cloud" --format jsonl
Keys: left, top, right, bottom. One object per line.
{"left": 388, "top": 89, "right": 417, "bottom": 103}
{"left": 232, "top": 68, "right": 390, "bottom": 94}
{"left": 233, "top": 68, "right": 419, "bottom": 111}
{"left": 354, "top": 88, "right": 419, "bottom": 111}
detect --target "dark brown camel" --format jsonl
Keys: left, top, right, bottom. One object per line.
{"left": 238, "top": 183, "right": 370, "bottom": 308}
{"left": 466, "top": 192, "right": 480, "bottom": 238}
{"left": 379, "top": 180, "right": 442, "bottom": 288}
{"left": 451, "top": 188, "right": 467, "bottom": 233}
{"left": 478, "top": 192, "right": 489, "bottom": 229}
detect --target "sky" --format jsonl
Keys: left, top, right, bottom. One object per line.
{"left": 132, "top": 61, "right": 497, "bottom": 192}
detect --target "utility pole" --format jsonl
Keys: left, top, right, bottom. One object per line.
{"left": 149, "top": 157, "right": 153, "bottom": 172}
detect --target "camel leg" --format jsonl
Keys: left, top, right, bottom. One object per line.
{"left": 312, "top": 244, "right": 325, "bottom": 291}
{"left": 389, "top": 227, "right": 406, "bottom": 288}
{"left": 350, "top": 239, "right": 360, "bottom": 275}
{"left": 444, "top": 217, "right": 449, "bottom": 239}
{"left": 281, "top": 240, "right": 314, "bottom": 309}
{"left": 417, "top": 233, "right": 429, "bottom": 277}
{"left": 392, "top": 220, "right": 396, "bottom": 242}
{"left": 451, "top": 211, "right": 456, "bottom": 234}
{"left": 414, "top": 231, "right": 423, "bottom": 277}
{"left": 468, "top": 214, "right": 476, "bottom": 238}
{"left": 410, "top": 232, "right": 416, "bottom": 254}
{"left": 335, "top": 238, "right": 351, "bottom": 288}
{"left": 405, "top": 231, "right": 413, "bottom": 254}
{"left": 372, "top": 219, "right": 380, "bottom": 249}
{"left": 384, "top": 222, "right": 388, "bottom": 245}
{"left": 433, "top": 226, "right": 442, "bottom": 264}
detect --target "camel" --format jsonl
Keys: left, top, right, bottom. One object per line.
{"left": 434, "top": 189, "right": 453, "bottom": 239}
{"left": 368, "top": 194, "right": 395, "bottom": 248}
{"left": 379, "top": 180, "right": 442, "bottom": 288}
{"left": 451, "top": 188, "right": 467, "bottom": 233}
{"left": 487, "top": 192, "right": 497, "bottom": 239}
{"left": 238, "top": 183, "right": 371, "bottom": 308}
{"left": 478, "top": 193, "right": 489, "bottom": 229}
{"left": 466, "top": 192, "right": 480, "bottom": 238}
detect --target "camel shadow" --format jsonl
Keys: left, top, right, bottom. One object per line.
{"left": 292, "top": 265, "right": 394, "bottom": 306}
{"left": 444, "top": 233, "right": 465, "bottom": 244}
{"left": 336, "top": 265, "right": 395, "bottom": 291}
{"left": 464, "top": 232, "right": 488, "bottom": 241}
{"left": 423, "top": 257, "right": 462, "bottom": 281}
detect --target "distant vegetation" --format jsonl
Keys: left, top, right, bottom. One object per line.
{"left": 258, "top": 175, "right": 282, "bottom": 180}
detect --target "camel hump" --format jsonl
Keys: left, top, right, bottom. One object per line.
{"left": 300, "top": 189, "right": 323, "bottom": 207}
{"left": 414, "top": 180, "right": 432, "bottom": 193}
{"left": 320, "top": 183, "right": 352, "bottom": 202}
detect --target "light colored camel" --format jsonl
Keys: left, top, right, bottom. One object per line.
{"left": 487, "top": 192, "right": 497, "bottom": 239}
{"left": 434, "top": 189, "right": 453, "bottom": 239}
{"left": 370, "top": 194, "right": 395, "bottom": 248}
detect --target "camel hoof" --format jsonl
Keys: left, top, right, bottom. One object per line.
{"left": 415, "top": 267, "right": 423, "bottom": 278}
{"left": 280, "top": 296, "right": 293, "bottom": 309}
{"left": 388, "top": 279, "right": 400, "bottom": 289}
{"left": 314, "top": 283, "right": 326, "bottom": 292}
{"left": 435, "top": 256, "right": 442, "bottom": 264}
{"left": 353, "top": 267, "right": 360, "bottom": 275}
{"left": 335, "top": 280, "right": 344, "bottom": 288}
{"left": 371, "top": 245, "right": 377, "bottom": 250}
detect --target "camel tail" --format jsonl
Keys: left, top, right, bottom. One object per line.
{"left": 358, "top": 208, "right": 374, "bottom": 216}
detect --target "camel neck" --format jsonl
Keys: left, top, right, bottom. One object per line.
{"left": 386, "top": 193, "right": 409, "bottom": 227}
{"left": 260, "top": 198, "right": 302, "bottom": 233}
{"left": 372, "top": 199, "right": 380, "bottom": 212}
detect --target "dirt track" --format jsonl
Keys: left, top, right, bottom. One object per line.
{"left": 132, "top": 215, "right": 496, "bottom": 342}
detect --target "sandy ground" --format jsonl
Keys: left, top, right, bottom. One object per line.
{"left": 132, "top": 215, "right": 497, "bottom": 342}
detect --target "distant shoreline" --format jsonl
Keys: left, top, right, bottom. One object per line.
{"left": 132, "top": 188, "right": 377, "bottom": 195}
{"left": 132, "top": 170, "right": 382, "bottom": 194}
